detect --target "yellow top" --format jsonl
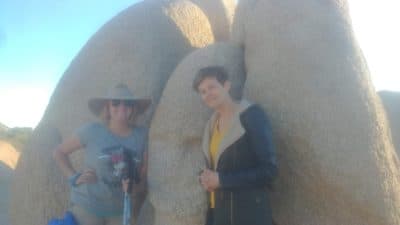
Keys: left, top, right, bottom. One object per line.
{"left": 209, "top": 122, "right": 225, "bottom": 208}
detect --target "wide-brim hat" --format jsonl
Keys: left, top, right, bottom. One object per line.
{"left": 88, "top": 83, "right": 151, "bottom": 116}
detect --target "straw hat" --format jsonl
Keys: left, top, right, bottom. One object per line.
{"left": 88, "top": 83, "right": 151, "bottom": 116}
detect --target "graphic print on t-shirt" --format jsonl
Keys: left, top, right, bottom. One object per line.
{"left": 97, "top": 145, "right": 135, "bottom": 188}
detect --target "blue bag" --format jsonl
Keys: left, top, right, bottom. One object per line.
{"left": 47, "top": 211, "right": 78, "bottom": 225}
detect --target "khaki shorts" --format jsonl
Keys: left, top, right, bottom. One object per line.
{"left": 70, "top": 205, "right": 122, "bottom": 225}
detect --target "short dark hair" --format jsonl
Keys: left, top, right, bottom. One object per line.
{"left": 192, "top": 66, "right": 229, "bottom": 91}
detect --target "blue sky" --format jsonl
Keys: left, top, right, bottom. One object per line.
{"left": 0, "top": 0, "right": 141, "bottom": 127}
{"left": 0, "top": 1, "right": 140, "bottom": 86}
{"left": 0, "top": 0, "right": 399, "bottom": 128}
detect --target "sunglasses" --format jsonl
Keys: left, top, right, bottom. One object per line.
{"left": 110, "top": 99, "right": 135, "bottom": 107}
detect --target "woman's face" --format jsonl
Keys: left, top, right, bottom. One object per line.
{"left": 107, "top": 99, "right": 134, "bottom": 123}
{"left": 197, "top": 77, "right": 231, "bottom": 110}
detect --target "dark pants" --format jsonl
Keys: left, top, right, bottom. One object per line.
{"left": 205, "top": 207, "right": 277, "bottom": 225}
{"left": 206, "top": 208, "right": 214, "bottom": 225}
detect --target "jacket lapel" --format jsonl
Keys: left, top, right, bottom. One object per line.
{"left": 215, "top": 113, "right": 245, "bottom": 166}
{"left": 202, "top": 113, "right": 215, "bottom": 165}
{"left": 202, "top": 100, "right": 252, "bottom": 168}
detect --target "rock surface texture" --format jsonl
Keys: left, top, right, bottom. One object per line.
{"left": 190, "top": 0, "right": 236, "bottom": 41}
{"left": 379, "top": 91, "right": 400, "bottom": 155}
{"left": 232, "top": 1, "right": 400, "bottom": 225}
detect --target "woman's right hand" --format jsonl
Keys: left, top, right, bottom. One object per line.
{"left": 199, "top": 168, "right": 220, "bottom": 192}
{"left": 75, "top": 169, "right": 97, "bottom": 185}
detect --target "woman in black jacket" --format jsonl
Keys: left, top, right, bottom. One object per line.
{"left": 193, "top": 66, "right": 278, "bottom": 225}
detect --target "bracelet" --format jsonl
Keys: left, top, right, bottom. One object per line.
{"left": 68, "top": 172, "right": 82, "bottom": 187}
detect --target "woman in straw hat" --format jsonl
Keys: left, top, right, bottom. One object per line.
{"left": 193, "top": 66, "right": 277, "bottom": 225}
{"left": 54, "top": 83, "right": 151, "bottom": 225}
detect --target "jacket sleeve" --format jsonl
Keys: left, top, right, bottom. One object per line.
{"left": 219, "top": 105, "right": 278, "bottom": 189}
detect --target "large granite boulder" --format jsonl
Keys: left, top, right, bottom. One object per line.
{"left": 10, "top": 125, "right": 63, "bottom": 225}
{"left": 41, "top": 0, "right": 215, "bottom": 138}
{"left": 10, "top": 0, "right": 234, "bottom": 224}
{"left": 145, "top": 42, "right": 245, "bottom": 225}
{"left": 11, "top": 0, "right": 399, "bottom": 224}
{"left": 379, "top": 91, "right": 400, "bottom": 155}
{"left": 232, "top": 0, "right": 400, "bottom": 224}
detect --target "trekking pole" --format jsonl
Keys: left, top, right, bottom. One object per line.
{"left": 123, "top": 191, "right": 131, "bottom": 225}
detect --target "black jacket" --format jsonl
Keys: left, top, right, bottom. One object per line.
{"left": 202, "top": 100, "right": 277, "bottom": 225}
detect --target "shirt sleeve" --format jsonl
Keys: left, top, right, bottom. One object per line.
{"left": 75, "top": 123, "right": 97, "bottom": 147}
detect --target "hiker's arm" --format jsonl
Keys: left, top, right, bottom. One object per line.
{"left": 53, "top": 135, "right": 82, "bottom": 177}
{"left": 53, "top": 136, "right": 97, "bottom": 186}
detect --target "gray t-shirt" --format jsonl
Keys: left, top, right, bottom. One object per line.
{"left": 70, "top": 122, "right": 148, "bottom": 217}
